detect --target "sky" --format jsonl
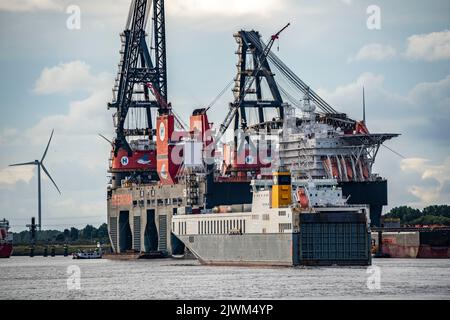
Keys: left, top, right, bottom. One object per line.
{"left": 0, "top": 0, "right": 449, "bottom": 231}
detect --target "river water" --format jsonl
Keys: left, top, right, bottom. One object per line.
{"left": 0, "top": 257, "right": 449, "bottom": 299}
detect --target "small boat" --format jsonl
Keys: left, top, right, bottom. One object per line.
{"left": 72, "top": 243, "right": 103, "bottom": 259}
{"left": 72, "top": 250, "right": 102, "bottom": 259}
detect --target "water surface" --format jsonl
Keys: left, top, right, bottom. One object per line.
{"left": 0, "top": 257, "right": 449, "bottom": 299}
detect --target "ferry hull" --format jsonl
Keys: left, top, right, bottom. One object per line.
{"left": 174, "top": 203, "right": 372, "bottom": 267}
{"left": 177, "top": 230, "right": 371, "bottom": 267}
{"left": 178, "top": 233, "right": 294, "bottom": 267}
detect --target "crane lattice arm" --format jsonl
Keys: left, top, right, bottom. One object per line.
{"left": 215, "top": 23, "right": 290, "bottom": 144}
{"left": 110, "top": 0, "right": 168, "bottom": 156}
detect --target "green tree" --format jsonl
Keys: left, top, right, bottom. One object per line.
{"left": 63, "top": 229, "right": 70, "bottom": 240}
{"left": 91, "top": 227, "right": 98, "bottom": 239}
{"left": 55, "top": 233, "right": 65, "bottom": 242}
{"left": 385, "top": 206, "right": 421, "bottom": 223}
{"left": 98, "top": 223, "right": 108, "bottom": 239}
{"left": 385, "top": 205, "right": 450, "bottom": 226}
{"left": 70, "top": 227, "right": 79, "bottom": 241}
{"left": 410, "top": 215, "right": 450, "bottom": 226}
{"left": 81, "top": 224, "right": 96, "bottom": 241}
{"left": 37, "top": 230, "right": 61, "bottom": 242}
{"left": 422, "top": 205, "right": 450, "bottom": 218}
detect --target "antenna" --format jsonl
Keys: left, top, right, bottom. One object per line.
{"left": 362, "top": 86, "right": 366, "bottom": 124}
{"left": 99, "top": 133, "right": 114, "bottom": 146}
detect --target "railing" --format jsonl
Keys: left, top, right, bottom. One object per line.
{"left": 371, "top": 226, "right": 450, "bottom": 232}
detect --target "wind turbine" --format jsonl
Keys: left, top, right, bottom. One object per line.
{"left": 9, "top": 129, "right": 61, "bottom": 231}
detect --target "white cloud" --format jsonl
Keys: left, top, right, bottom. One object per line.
{"left": 33, "top": 61, "right": 110, "bottom": 95}
{"left": 28, "top": 61, "right": 113, "bottom": 170}
{"left": 348, "top": 30, "right": 450, "bottom": 63}
{"left": 2, "top": 61, "right": 113, "bottom": 169}
{"left": 0, "top": 0, "right": 63, "bottom": 12}
{"left": 316, "top": 72, "right": 408, "bottom": 120}
{"left": 317, "top": 73, "right": 450, "bottom": 209}
{"left": 408, "top": 75, "right": 450, "bottom": 110}
{"left": 26, "top": 90, "right": 112, "bottom": 139}
{"left": 167, "top": 0, "right": 282, "bottom": 18}
{"left": 349, "top": 43, "right": 397, "bottom": 62}
{"left": 405, "top": 30, "right": 450, "bottom": 62}
{"left": 0, "top": 61, "right": 112, "bottom": 228}
{"left": 24, "top": 87, "right": 113, "bottom": 170}
{"left": 50, "top": 198, "right": 105, "bottom": 218}
{"left": 0, "top": 128, "right": 18, "bottom": 145}
{"left": 1, "top": 0, "right": 281, "bottom": 23}
{"left": 400, "top": 157, "right": 450, "bottom": 205}
{"left": 69, "top": 0, "right": 285, "bottom": 22}
{"left": 317, "top": 72, "right": 450, "bottom": 126}
{"left": 0, "top": 166, "right": 35, "bottom": 186}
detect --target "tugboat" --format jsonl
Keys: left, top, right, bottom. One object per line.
{"left": 0, "top": 218, "right": 13, "bottom": 258}
{"left": 72, "top": 243, "right": 103, "bottom": 259}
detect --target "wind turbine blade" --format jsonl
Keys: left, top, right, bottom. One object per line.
{"left": 9, "top": 161, "right": 36, "bottom": 167}
{"left": 98, "top": 133, "right": 113, "bottom": 146}
{"left": 41, "top": 163, "right": 61, "bottom": 195}
{"left": 41, "top": 129, "right": 54, "bottom": 162}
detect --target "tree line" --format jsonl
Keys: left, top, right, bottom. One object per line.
{"left": 12, "top": 223, "right": 109, "bottom": 245}
{"left": 384, "top": 205, "right": 450, "bottom": 226}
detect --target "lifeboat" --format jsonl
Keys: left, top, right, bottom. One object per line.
{"left": 296, "top": 188, "right": 309, "bottom": 208}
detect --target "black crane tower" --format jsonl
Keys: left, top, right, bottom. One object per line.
{"left": 231, "top": 30, "right": 285, "bottom": 133}
{"left": 108, "top": 0, "right": 168, "bottom": 156}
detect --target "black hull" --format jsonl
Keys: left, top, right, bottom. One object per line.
{"left": 206, "top": 181, "right": 253, "bottom": 208}
{"left": 340, "top": 180, "right": 388, "bottom": 227}
{"left": 170, "top": 233, "right": 185, "bottom": 255}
